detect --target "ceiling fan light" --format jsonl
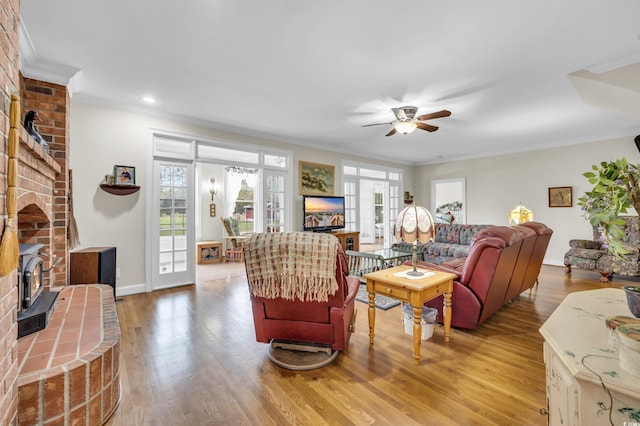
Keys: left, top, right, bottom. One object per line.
{"left": 394, "top": 121, "right": 417, "bottom": 134}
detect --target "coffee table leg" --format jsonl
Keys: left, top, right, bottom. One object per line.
{"left": 368, "top": 291, "right": 375, "bottom": 347}
{"left": 443, "top": 290, "right": 452, "bottom": 342}
{"left": 412, "top": 305, "right": 422, "bottom": 365}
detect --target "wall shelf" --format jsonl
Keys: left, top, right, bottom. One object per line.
{"left": 99, "top": 184, "right": 140, "bottom": 195}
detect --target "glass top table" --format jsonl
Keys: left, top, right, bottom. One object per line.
{"left": 363, "top": 247, "right": 413, "bottom": 268}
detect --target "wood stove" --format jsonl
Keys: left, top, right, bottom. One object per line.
{"left": 17, "top": 243, "right": 58, "bottom": 338}
{"left": 18, "top": 244, "right": 45, "bottom": 311}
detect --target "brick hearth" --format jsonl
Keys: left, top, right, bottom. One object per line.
{"left": 17, "top": 285, "right": 120, "bottom": 425}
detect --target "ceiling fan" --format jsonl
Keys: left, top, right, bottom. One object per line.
{"left": 362, "top": 106, "right": 451, "bottom": 136}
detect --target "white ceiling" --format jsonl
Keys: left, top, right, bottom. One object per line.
{"left": 19, "top": 0, "right": 640, "bottom": 165}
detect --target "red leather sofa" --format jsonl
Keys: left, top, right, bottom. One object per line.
{"left": 244, "top": 232, "right": 359, "bottom": 351}
{"left": 422, "top": 222, "right": 553, "bottom": 329}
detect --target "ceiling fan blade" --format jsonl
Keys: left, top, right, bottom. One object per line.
{"left": 416, "top": 122, "right": 438, "bottom": 132}
{"left": 385, "top": 128, "right": 397, "bottom": 137}
{"left": 416, "top": 109, "right": 451, "bottom": 121}
{"left": 362, "top": 122, "right": 393, "bottom": 127}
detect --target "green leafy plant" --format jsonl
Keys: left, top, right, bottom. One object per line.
{"left": 577, "top": 158, "right": 640, "bottom": 256}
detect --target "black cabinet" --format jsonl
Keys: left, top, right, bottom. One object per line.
{"left": 70, "top": 247, "right": 117, "bottom": 295}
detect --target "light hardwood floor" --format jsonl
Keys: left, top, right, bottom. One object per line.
{"left": 106, "top": 262, "right": 633, "bottom": 425}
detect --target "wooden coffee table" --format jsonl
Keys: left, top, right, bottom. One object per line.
{"left": 364, "top": 265, "right": 456, "bottom": 365}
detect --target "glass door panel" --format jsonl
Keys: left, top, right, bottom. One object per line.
{"left": 152, "top": 161, "right": 194, "bottom": 290}
{"left": 265, "top": 172, "right": 286, "bottom": 232}
{"left": 265, "top": 173, "right": 286, "bottom": 232}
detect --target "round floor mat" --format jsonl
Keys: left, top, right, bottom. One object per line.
{"left": 268, "top": 345, "right": 339, "bottom": 370}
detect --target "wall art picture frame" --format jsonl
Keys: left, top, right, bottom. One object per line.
{"left": 114, "top": 165, "right": 136, "bottom": 185}
{"left": 299, "top": 161, "right": 335, "bottom": 196}
{"left": 548, "top": 186, "right": 572, "bottom": 207}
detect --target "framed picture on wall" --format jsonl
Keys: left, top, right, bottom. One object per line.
{"left": 548, "top": 186, "right": 572, "bottom": 207}
{"left": 298, "top": 161, "right": 335, "bottom": 195}
{"left": 114, "top": 165, "right": 135, "bottom": 185}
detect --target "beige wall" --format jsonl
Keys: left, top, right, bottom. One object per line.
{"left": 70, "top": 102, "right": 413, "bottom": 293}
{"left": 414, "top": 138, "right": 640, "bottom": 265}
{"left": 71, "top": 101, "right": 639, "bottom": 290}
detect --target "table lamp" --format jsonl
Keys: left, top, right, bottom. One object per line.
{"left": 394, "top": 204, "right": 436, "bottom": 276}
{"left": 508, "top": 203, "right": 533, "bottom": 224}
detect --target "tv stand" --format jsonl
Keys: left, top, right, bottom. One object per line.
{"left": 330, "top": 230, "right": 359, "bottom": 252}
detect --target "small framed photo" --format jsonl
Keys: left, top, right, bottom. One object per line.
{"left": 114, "top": 165, "right": 135, "bottom": 185}
{"left": 548, "top": 186, "right": 572, "bottom": 207}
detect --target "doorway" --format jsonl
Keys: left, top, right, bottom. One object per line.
{"left": 359, "top": 179, "right": 389, "bottom": 245}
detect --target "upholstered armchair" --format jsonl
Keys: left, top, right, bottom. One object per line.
{"left": 243, "top": 232, "right": 359, "bottom": 352}
{"left": 564, "top": 216, "right": 640, "bottom": 282}
{"left": 221, "top": 216, "right": 246, "bottom": 262}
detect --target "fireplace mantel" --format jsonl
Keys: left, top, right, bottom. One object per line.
{"left": 18, "top": 125, "right": 61, "bottom": 176}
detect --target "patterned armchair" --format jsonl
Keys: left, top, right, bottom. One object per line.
{"left": 221, "top": 216, "right": 246, "bottom": 262}
{"left": 564, "top": 216, "right": 640, "bottom": 282}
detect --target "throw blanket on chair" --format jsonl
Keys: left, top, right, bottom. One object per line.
{"left": 244, "top": 232, "right": 339, "bottom": 302}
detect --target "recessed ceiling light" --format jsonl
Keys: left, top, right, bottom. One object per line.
{"left": 141, "top": 95, "right": 156, "bottom": 104}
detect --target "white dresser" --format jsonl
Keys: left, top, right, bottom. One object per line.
{"left": 539, "top": 288, "right": 640, "bottom": 425}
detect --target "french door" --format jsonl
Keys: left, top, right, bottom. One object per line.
{"left": 150, "top": 160, "right": 195, "bottom": 290}
{"left": 264, "top": 170, "right": 287, "bottom": 232}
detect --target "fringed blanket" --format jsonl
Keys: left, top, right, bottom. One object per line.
{"left": 244, "top": 232, "right": 339, "bottom": 302}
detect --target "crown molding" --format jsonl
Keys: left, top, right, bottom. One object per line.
{"left": 19, "top": 19, "right": 84, "bottom": 97}
{"left": 586, "top": 50, "right": 640, "bottom": 74}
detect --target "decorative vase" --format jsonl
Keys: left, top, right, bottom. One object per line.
{"left": 623, "top": 286, "right": 640, "bottom": 318}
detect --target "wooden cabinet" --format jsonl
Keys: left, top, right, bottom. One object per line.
{"left": 70, "top": 247, "right": 117, "bottom": 295}
{"left": 540, "top": 288, "right": 640, "bottom": 425}
{"left": 331, "top": 230, "right": 359, "bottom": 252}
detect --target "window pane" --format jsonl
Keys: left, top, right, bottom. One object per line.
{"left": 264, "top": 154, "right": 286, "bottom": 168}
{"left": 175, "top": 208, "right": 187, "bottom": 227}
{"left": 174, "top": 251, "right": 187, "bottom": 272}
{"left": 160, "top": 209, "right": 172, "bottom": 229}
{"left": 344, "top": 165, "right": 357, "bottom": 176}
{"left": 359, "top": 168, "right": 386, "bottom": 179}
{"left": 198, "top": 145, "right": 259, "bottom": 164}
{"left": 159, "top": 234, "right": 173, "bottom": 252}
{"left": 159, "top": 252, "right": 173, "bottom": 274}
{"left": 160, "top": 166, "right": 172, "bottom": 186}
{"left": 174, "top": 188, "right": 186, "bottom": 207}
{"left": 155, "top": 137, "right": 193, "bottom": 158}
{"left": 173, "top": 168, "right": 186, "bottom": 187}
{"left": 174, "top": 235, "right": 187, "bottom": 251}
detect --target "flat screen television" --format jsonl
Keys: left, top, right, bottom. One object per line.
{"left": 303, "top": 195, "right": 345, "bottom": 232}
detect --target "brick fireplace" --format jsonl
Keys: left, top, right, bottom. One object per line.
{"left": 1, "top": 3, "right": 120, "bottom": 423}
{"left": 18, "top": 77, "right": 69, "bottom": 290}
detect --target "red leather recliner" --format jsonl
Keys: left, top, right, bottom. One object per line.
{"left": 423, "top": 224, "right": 553, "bottom": 329}
{"left": 513, "top": 222, "right": 553, "bottom": 293}
{"left": 244, "top": 232, "right": 359, "bottom": 351}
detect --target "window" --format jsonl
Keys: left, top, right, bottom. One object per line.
{"left": 224, "top": 166, "right": 258, "bottom": 233}
{"left": 342, "top": 161, "right": 402, "bottom": 247}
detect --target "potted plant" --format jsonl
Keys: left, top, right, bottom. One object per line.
{"left": 577, "top": 157, "right": 640, "bottom": 256}
{"left": 623, "top": 286, "right": 640, "bottom": 318}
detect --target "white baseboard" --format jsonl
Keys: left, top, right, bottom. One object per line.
{"left": 115, "top": 283, "right": 146, "bottom": 296}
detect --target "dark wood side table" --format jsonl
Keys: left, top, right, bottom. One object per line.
{"left": 70, "top": 247, "right": 117, "bottom": 295}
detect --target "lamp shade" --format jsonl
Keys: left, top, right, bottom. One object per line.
{"left": 508, "top": 204, "right": 533, "bottom": 224}
{"left": 394, "top": 204, "right": 436, "bottom": 244}
{"left": 394, "top": 121, "right": 418, "bottom": 134}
